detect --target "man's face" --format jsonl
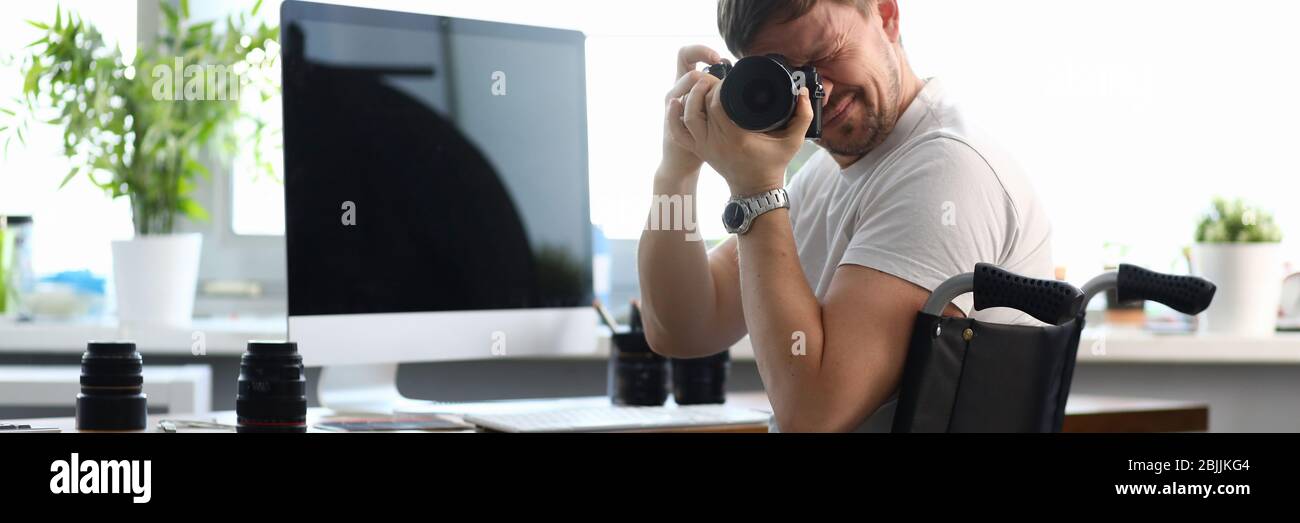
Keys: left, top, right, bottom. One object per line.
{"left": 745, "top": 1, "right": 903, "bottom": 157}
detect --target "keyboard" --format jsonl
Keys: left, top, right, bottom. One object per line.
{"left": 463, "top": 404, "right": 772, "bottom": 433}
{"left": 0, "top": 423, "right": 60, "bottom": 433}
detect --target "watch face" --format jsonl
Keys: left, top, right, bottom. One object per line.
{"left": 723, "top": 202, "right": 746, "bottom": 231}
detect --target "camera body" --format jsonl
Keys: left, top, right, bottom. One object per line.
{"left": 707, "top": 54, "right": 824, "bottom": 139}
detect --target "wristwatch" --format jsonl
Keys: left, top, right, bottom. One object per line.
{"left": 722, "top": 188, "right": 789, "bottom": 235}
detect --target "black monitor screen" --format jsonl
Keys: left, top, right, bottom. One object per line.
{"left": 281, "top": 1, "right": 592, "bottom": 316}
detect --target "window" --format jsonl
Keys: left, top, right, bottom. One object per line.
{"left": 7, "top": 0, "right": 1293, "bottom": 315}
{"left": 0, "top": 1, "right": 138, "bottom": 277}
{"left": 905, "top": 0, "right": 1300, "bottom": 278}
{"left": 226, "top": 0, "right": 738, "bottom": 240}
{"left": 227, "top": 0, "right": 285, "bottom": 236}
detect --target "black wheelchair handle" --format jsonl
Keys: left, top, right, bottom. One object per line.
{"left": 1115, "top": 263, "right": 1217, "bottom": 315}
{"left": 972, "top": 263, "right": 1085, "bottom": 326}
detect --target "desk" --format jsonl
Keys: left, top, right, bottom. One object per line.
{"left": 1058, "top": 395, "right": 1208, "bottom": 433}
{"left": 2, "top": 392, "right": 1206, "bottom": 433}
{"left": 0, "top": 319, "right": 1285, "bottom": 431}
{"left": 724, "top": 392, "right": 1208, "bottom": 433}
{"left": 1076, "top": 327, "right": 1300, "bottom": 364}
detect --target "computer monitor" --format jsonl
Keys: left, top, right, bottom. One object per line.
{"left": 280, "top": 1, "right": 596, "bottom": 412}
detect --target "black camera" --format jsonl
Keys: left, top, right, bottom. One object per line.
{"left": 707, "top": 55, "right": 824, "bottom": 138}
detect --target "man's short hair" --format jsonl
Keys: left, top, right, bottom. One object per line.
{"left": 717, "top": 0, "right": 874, "bottom": 57}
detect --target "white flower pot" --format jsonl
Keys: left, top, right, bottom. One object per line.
{"left": 111, "top": 233, "right": 203, "bottom": 328}
{"left": 1192, "top": 242, "right": 1281, "bottom": 336}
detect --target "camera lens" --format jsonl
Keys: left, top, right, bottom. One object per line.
{"left": 720, "top": 55, "right": 799, "bottom": 132}
{"left": 742, "top": 77, "right": 779, "bottom": 113}
{"left": 236, "top": 341, "right": 307, "bottom": 433}
{"left": 608, "top": 332, "right": 669, "bottom": 406}
{"left": 671, "top": 351, "right": 730, "bottom": 405}
{"left": 76, "top": 341, "right": 148, "bottom": 431}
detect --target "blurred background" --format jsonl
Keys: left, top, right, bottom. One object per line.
{"left": 3, "top": 0, "right": 1299, "bottom": 317}
{"left": 1, "top": 0, "right": 1298, "bottom": 430}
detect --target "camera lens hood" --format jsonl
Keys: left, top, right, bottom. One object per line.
{"left": 719, "top": 55, "right": 800, "bottom": 132}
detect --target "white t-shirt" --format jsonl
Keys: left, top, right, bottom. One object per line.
{"left": 783, "top": 78, "right": 1054, "bottom": 432}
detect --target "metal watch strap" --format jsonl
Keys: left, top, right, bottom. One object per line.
{"left": 729, "top": 188, "right": 789, "bottom": 234}
{"left": 740, "top": 188, "right": 788, "bottom": 216}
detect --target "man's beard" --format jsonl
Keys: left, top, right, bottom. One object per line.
{"left": 819, "top": 56, "right": 902, "bottom": 158}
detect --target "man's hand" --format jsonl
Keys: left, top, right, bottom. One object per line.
{"left": 669, "top": 74, "right": 814, "bottom": 196}
{"left": 659, "top": 45, "right": 726, "bottom": 180}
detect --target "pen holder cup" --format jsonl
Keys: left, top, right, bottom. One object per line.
{"left": 671, "top": 351, "right": 730, "bottom": 405}
{"left": 608, "top": 332, "right": 669, "bottom": 406}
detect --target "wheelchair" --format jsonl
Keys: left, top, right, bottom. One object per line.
{"left": 891, "top": 263, "right": 1217, "bottom": 433}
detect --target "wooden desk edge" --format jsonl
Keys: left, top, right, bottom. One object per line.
{"left": 2, "top": 392, "right": 1209, "bottom": 433}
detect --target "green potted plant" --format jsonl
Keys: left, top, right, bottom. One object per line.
{"left": 1193, "top": 197, "right": 1284, "bottom": 335}
{"left": 2, "top": 1, "right": 277, "bottom": 326}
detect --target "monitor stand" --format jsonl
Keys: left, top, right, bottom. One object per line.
{"left": 317, "top": 363, "right": 423, "bottom": 415}
{"left": 317, "top": 363, "right": 610, "bottom": 416}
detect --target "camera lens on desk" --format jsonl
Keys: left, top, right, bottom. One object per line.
{"left": 76, "top": 341, "right": 147, "bottom": 431}
{"left": 236, "top": 341, "right": 307, "bottom": 433}
{"left": 671, "top": 351, "right": 730, "bottom": 405}
{"left": 608, "top": 332, "right": 669, "bottom": 406}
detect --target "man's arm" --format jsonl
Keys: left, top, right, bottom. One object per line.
{"left": 736, "top": 209, "right": 961, "bottom": 432}
{"left": 638, "top": 187, "right": 747, "bottom": 358}
{"left": 637, "top": 45, "right": 748, "bottom": 358}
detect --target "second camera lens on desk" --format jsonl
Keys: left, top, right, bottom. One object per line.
{"left": 608, "top": 332, "right": 669, "bottom": 406}
{"left": 236, "top": 341, "right": 307, "bottom": 433}
{"left": 671, "top": 351, "right": 730, "bottom": 405}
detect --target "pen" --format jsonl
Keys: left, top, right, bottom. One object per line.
{"left": 629, "top": 299, "right": 642, "bottom": 333}
{"left": 593, "top": 299, "right": 620, "bottom": 334}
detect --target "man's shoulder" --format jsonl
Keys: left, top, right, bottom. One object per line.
{"left": 891, "top": 102, "right": 992, "bottom": 171}
{"left": 889, "top": 85, "right": 1021, "bottom": 186}
{"left": 874, "top": 134, "right": 1002, "bottom": 200}
{"left": 881, "top": 101, "right": 1035, "bottom": 211}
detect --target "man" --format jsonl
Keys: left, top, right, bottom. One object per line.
{"left": 637, "top": 0, "right": 1053, "bottom": 432}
